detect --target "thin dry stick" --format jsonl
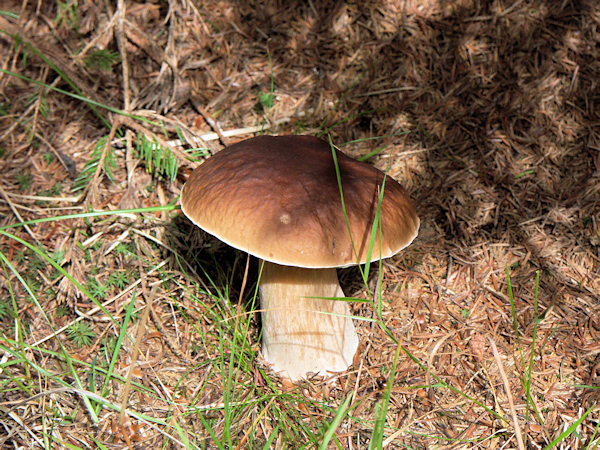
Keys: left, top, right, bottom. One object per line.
{"left": 75, "top": 10, "right": 119, "bottom": 59}
{"left": 30, "top": 65, "right": 48, "bottom": 139}
{"left": 232, "top": 253, "right": 252, "bottom": 349}
{"left": 235, "top": 396, "right": 276, "bottom": 450}
{"left": 0, "top": 186, "right": 41, "bottom": 244}
{"left": 116, "top": 0, "right": 131, "bottom": 111}
{"left": 162, "top": 115, "right": 302, "bottom": 148}
{"left": 191, "top": 99, "right": 229, "bottom": 146}
{"left": 237, "top": 253, "right": 251, "bottom": 305}
{"left": 488, "top": 337, "right": 526, "bottom": 450}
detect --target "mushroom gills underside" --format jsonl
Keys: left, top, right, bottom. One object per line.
{"left": 259, "top": 261, "right": 359, "bottom": 380}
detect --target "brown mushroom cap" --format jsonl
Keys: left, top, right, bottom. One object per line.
{"left": 181, "top": 135, "right": 419, "bottom": 268}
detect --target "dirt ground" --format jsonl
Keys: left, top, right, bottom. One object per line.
{"left": 0, "top": 0, "right": 599, "bottom": 448}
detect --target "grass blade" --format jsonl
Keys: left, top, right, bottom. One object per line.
{"left": 319, "top": 395, "right": 352, "bottom": 450}
{"left": 370, "top": 343, "right": 401, "bottom": 448}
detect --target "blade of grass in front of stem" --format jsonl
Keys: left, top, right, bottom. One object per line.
{"left": 328, "top": 136, "right": 362, "bottom": 282}
{"left": 262, "top": 423, "right": 280, "bottom": 450}
{"left": 318, "top": 395, "right": 352, "bottom": 450}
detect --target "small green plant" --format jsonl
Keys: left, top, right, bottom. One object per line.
{"left": 43, "top": 152, "right": 54, "bottom": 164}
{"left": 55, "top": 304, "right": 71, "bottom": 318}
{"left": 107, "top": 271, "right": 130, "bottom": 289}
{"left": 55, "top": 1, "right": 80, "bottom": 30}
{"left": 17, "top": 171, "right": 33, "bottom": 192}
{"left": 83, "top": 49, "right": 120, "bottom": 71}
{"left": 258, "top": 91, "right": 275, "bottom": 110}
{"left": 72, "top": 134, "right": 117, "bottom": 192}
{"left": 24, "top": 275, "right": 41, "bottom": 296}
{"left": 50, "top": 249, "right": 65, "bottom": 265}
{"left": 37, "top": 183, "right": 63, "bottom": 202}
{"left": 0, "top": 147, "right": 5, "bottom": 158}
{"left": 136, "top": 133, "right": 178, "bottom": 181}
{"left": 115, "top": 242, "right": 134, "bottom": 256}
{"left": 67, "top": 321, "right": 95, "bottom": 348}
{"left": 52, "top": 182, "right": 63, "bottom": 195}
{"left": 86, "top": 278, "right": 107, "bottom": 300}
{"left": 16, "top": 249, "right": 45, "bottom": 273}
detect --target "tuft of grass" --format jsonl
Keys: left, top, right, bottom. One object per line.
{"left": 85, "top": 278, "right": 107, "bottom": 301}
{"left": 258, "top": 91, "right": 275, "bottom": 111}
{"left": 16, "top": 171, "right": 33, "bottom": 192}
{"left": 255, "top": 48, "right": 275, "bottom": 114}
{"left": 67, "top": 321, "right": 96, "bottom": 348}
{"left": 106, "top": 271, "right": 130, "bottom": 289}
{"left": 507, "top": 266, "right": 544, "bottom": 428}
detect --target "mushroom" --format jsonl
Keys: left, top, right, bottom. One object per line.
{"left": 180, "top": 135, "right": 419, "bottom": 380}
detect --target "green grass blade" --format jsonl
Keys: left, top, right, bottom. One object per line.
{"left": 100, "top": 288, "right": 137, "bottom": 399}
{"left": 544, "top": 405, "right": 594, "bottom": 449}
{"left": 262, "top": 423, "right": 280, "bottom": 450}
{"left": 0, "top": 68, "right": 153, "bottom": 126}
{"left": 0, "top": 229, "right": 118, "bottom": 326}
{"left": 0, "top": 204, "right": 178, "bottom": 231}
{"left": 369, "top": 343, "right": 401, "bottom": 449}
{"left": 319, "top": 395, "right": 352, "bottom": 450}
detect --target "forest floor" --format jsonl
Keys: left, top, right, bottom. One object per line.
{"left": 0, "top": 0, "right": 599, "bottom": 448}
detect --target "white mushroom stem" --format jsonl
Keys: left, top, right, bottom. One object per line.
{"left": 259, "top": 261, "right": 359, "bottom": 380}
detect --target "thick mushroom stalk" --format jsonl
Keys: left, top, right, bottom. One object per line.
{"left": 259, "top": 261, "right": 358, "bottom": 380}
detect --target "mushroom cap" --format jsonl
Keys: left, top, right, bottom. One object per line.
{"left": 180, "top": 135, "right": 419, "bottom": 268}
